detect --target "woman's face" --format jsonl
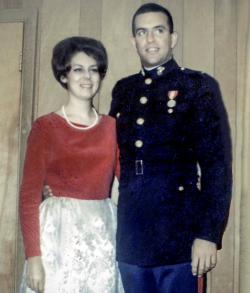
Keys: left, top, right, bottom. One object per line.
{"left": 61, "top": 52, "right": 101, "bottom": 102}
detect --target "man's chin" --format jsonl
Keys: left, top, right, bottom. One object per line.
{"left": 142, "top": 61, "right": 161, "bottom": 69}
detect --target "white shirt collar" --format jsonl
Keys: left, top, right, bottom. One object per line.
{"left": 144, "top": 57, "right": 172, "bottom": 71}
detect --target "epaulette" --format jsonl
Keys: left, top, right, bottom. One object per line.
{"left": 178, "top": 66, "right": 208, "bottom": 79}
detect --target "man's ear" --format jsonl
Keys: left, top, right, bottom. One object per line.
{"left": 60, "top": 75, "right": 67, "bottom": 84}
{"left": 171, "top": 31, "right": 178, "bottom": 49}
{"left": 130, "top": 36, "right": 138, "bottom": 53}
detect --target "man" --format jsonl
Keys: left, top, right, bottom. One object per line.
{"left": 108, "top": 3, "right": 232, "bottom": 292}
{"left": 43, "top": 3, "right": 231, "bottom": 292}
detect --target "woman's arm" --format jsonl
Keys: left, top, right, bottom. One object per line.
{"left": 26, "top": 256, "right": 45, "bottom": 292}
{"left": 19, "top": 116, "right": 52, "bottom": 258}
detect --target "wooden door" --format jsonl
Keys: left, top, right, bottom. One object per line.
{"left": 0, "top": 22, "right": 23, "bottom": 293}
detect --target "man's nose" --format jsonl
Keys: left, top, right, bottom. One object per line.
{"left": 147, "top": 31, "right": 154, "bottom": 43}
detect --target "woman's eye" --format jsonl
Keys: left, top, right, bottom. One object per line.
{"left": 74, "top": 68, "right": 82, "bottom": 72}
{"left": 90, "top": 68, "right": 98, "bottom": 73}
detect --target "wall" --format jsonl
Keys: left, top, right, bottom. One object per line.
{"left": 239, "top": 1, "right": 250, "bottom": 293}
{"left": 0, "top": 0, "right": 248, "bottom": 292}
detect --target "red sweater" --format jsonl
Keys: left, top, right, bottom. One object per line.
{"left": 19, "top": 113, "right": 120, "bottom": 258}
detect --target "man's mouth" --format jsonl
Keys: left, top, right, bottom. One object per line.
{"left": 80, "top": 84, "right": 92, "bottom": 88}
{"left": 146, "top": 48, "right": 159, "bottom": 52}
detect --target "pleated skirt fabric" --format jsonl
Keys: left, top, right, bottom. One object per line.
{"left": 20, "top": 196, "right": 124, "bottom": 293}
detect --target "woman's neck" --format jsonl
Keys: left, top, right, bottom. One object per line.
{"left": 56, "top": 99, "right": 99, "bottom": 126}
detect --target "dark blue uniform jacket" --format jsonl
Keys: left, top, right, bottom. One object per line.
{"left": 109, "top": 58, "right": 232, "bottom": 267}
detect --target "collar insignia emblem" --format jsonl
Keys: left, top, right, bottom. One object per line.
{"left": 157, "top": 66, "right": 165, "bottom": 75}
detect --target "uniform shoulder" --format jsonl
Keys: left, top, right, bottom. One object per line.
{"left": 176, "top": 66, "right": 215, "bottom": 81}
{"left": 175, "top": 66, "right": 218, "bottom": 88}
{"left": 113, "top": 72, "right": 140, "bottom": 88}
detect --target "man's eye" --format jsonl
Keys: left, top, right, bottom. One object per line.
{"left": 156, "top": 29, "right": 164, "bottom": 34}
{"left": 138, "top": 31, "right": 145, "bottom": 36}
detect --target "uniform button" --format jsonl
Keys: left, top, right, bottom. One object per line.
{"left": 135, "top": 140, "right": 143, "bottom": 148}
{"left": 145, "top": 78, "right": 152, "bottom": 85}
{"left": 116, "top": 112, "right": 120, "bottom": 118}
{"left": 136, "top": 118, "right": 145, "bottom": 125}
{"left": 178, "top": 186, "right": 184, "bottom": 191}
{"left": 181, "top": 67, "right": 185, "bottom": 70}
{"left": 168, "top": 109, "right": 174, "bottom": 114}
{"left": 140, "top": 96, "right": 148, "bottom": 104}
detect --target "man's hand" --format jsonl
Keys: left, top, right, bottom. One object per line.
{"left": 26, "top": 256, "right": 45, "bottom": 292}
{"left": 191, "top": 238, "right": 217, "bottom": 277}
{"left": 42, "top": 185, "right": 53, "bottom": 200}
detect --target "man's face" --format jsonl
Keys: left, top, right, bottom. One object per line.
{"left": 131, "top": 12, "right": 178, "bottom": 68}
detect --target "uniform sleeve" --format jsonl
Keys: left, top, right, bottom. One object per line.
{"left": 115, "top": 143, "right": 121, "bottom": 181}
{"left": 110, "top": 83, "right": 121, "bottom": 179}
{"left": 109, "top": 81, "right": 122, "bottom": 118}
{"left": 19, "top": 117, "right": 52, "bottom": 258}
{"left": 193, "top": 75, "right": 232, "bottom": 248}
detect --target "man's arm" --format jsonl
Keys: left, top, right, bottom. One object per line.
{"left": 191, "top": 239, "right": 217, "bottom": 277}
{"left": 108, "top": 80, "right": 123, "bottom": 117}
{"left": 194, "top": 74, "right": 232, "bottom": 243}
{"left": 191, "top": 74, "right": 232, "bottom": 276}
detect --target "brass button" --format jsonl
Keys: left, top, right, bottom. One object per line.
{"left": 168, "top": 109, "right": 174, "bottom": 114}
{"left": 140, "top": 96, "right": 148, "bottom": 104}
{"left": 135, "top": 140, "right": 143, "bottom": 148}
{"left": 136, "top": 118, "right": 145, "bottom": 125}
{"left": 181, "top": 67, "right": 185, "bottom": 70}
{"left": 116, "top": 112, "right": 120, "bottom": 118}
{"left": 145, "top": 78, "right": 152, "bottom": 85}
{"left": 179, "top": 186, "right": 184, "bottom": 191}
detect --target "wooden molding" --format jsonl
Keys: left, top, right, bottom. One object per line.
{"left": 0, "top": 8, "right": 37, "bottom": 292}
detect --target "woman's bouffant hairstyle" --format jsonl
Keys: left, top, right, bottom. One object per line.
{"left": 51, "top": 36, "right": 108, "bottom": 89}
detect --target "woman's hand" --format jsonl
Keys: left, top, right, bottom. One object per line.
{"left": 42, "top": 185, "right": 54, "bottom": 200}
{"left": 26, "top": 256, "right": 45, "bottom": 292}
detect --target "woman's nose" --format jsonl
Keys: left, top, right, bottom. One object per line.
{"left": 82, "top": 70, "right": 91, "bottom": 79}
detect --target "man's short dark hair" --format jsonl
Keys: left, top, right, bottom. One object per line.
{"left": 132, "top": 3, "right": 174, "bottom": 37}
{"left": 51, "top": 36, "right": 108, "bottom": 89}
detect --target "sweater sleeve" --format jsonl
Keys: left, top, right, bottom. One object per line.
{"left": 19, "top": 117, "right": 52, "bottom": 258}
{"left": 193, "top": 74, "right": 232, "bottom": 247}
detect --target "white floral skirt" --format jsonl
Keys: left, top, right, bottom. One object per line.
{"left": 20, "top": 197, "right": 124, "bottom": 293}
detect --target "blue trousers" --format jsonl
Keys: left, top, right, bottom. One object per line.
{"left": 118, "top": 262, "right": 202, "bottom": 293}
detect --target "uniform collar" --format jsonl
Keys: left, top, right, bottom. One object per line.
{"left": 140, "top": 58, "right": 179, "bottom": 79}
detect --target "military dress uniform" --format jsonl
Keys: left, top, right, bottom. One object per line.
{"left": 109, "top": 58, "right": 232, "bottom": 292}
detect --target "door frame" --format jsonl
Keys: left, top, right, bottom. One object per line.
{"left": 0, "top": 9, "right": 37, "bottom": 292}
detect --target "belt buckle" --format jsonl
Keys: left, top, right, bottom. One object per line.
{"left": 135, "top": 160, "right": 143, "bottom": 175}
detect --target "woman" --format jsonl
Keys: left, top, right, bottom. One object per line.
{"left": 19, "top": 36, "right": 123, "bottom": 293}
